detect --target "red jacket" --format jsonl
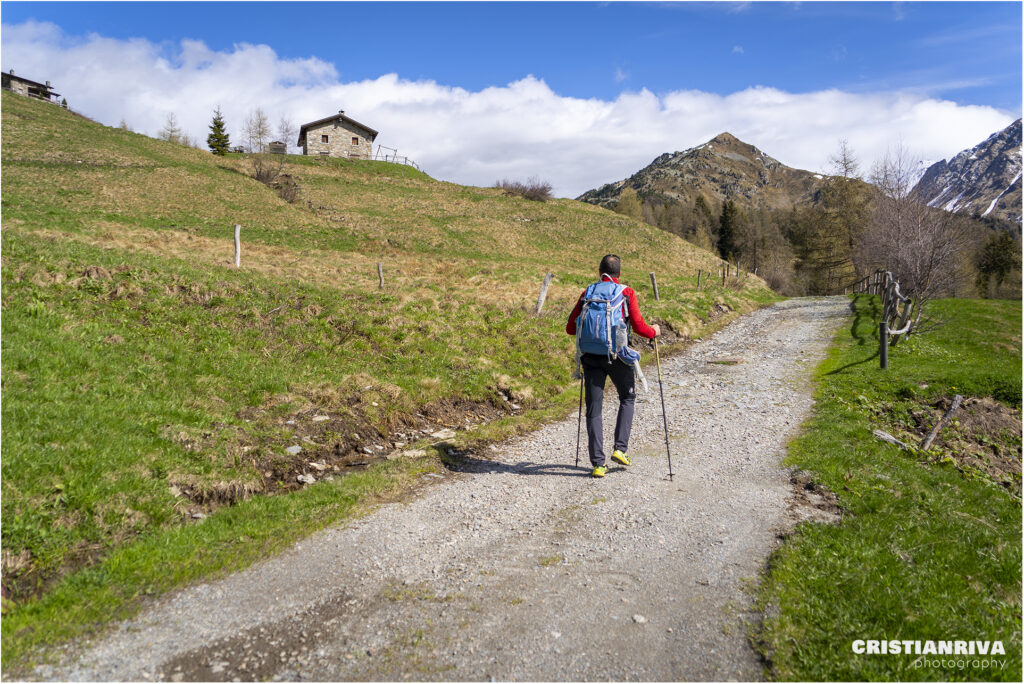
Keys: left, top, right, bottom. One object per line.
{"left": 566, "top": 275, "right": 657, "bottom": 340}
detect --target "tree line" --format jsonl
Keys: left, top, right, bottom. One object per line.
{"left": 119, "top": 107, "right": 298, "bottom": 157}
{"left": 611, "top": 141, "right": 1021, "bottom": 306}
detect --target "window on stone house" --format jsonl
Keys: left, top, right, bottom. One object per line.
{"left": 321, "top": 134, "right": 329, "bottom": 143}
{"left": 352, "top": 137, "right": 359, "bottom": 145}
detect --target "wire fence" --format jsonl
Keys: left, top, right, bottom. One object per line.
{"left": 373, "top": 145, "right": 421, "bottom": 171}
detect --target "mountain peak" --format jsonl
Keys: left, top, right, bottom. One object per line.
{"left": 709, "top": 132, "right": 739, "bottom": 144}
{"left": 577, "top": 133, "right": 827, "bottom": 211}
{"left": 911, "top": 118, "right": 1022, "bottom": 223}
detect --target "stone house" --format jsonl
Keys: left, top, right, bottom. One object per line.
{"left": 1, "top": 70, "right": 60, "bottom": 102}
{"left": 297, "top": 110, "right": 378, "bottom": 159}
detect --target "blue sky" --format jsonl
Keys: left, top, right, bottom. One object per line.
{"left": 4, "top": 1, "right": 1020, "bottom": 110}
{"left": 2, "top": 1, "right": 1020, "bottom": 195}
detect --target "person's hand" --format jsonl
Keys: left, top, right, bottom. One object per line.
{"left": 652, "top": 324, "right": 661, "bottom": 337}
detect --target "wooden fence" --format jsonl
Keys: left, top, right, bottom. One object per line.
{"left": 848, "top": 269, "right": 913, "bottom": 370}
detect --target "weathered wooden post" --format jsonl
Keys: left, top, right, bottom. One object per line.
{"left": 377, "top": 262, "right": 384, "bottom": 289}
{"left": 234, "top": 224, "right": 241, "bottom": 268}
{"left": 696, "top": 269, "right": 703, "bottom": 291}
{"left": 535, "top": 272, "right": 555, "bottom": 315}
{"left": 879, "top": 273, "right": 891, "bottom": 370}
{"left": 721, "top": 268, "right": 726, "bottom": 286}
{"left": 649, "top": 272, "right": 660, "bottom": 301}
{"left": 921, "top": 395, "right": 964, "bottom": 451}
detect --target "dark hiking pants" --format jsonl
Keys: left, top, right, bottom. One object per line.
{"left": 581, "top": 353, "right": 636, "bottom": 467}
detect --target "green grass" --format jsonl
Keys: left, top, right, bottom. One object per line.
{"left": 756, "top": 295, "right": 1022, "bottom": 681}
{"left": 1, "top": 91, "right": 780, "bottom": 669}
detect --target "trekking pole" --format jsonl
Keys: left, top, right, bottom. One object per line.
{"left": 654, "top": 337, "right": 674, "bottom": 481}
{"left": 575, "top": 375, "right": 584, "bottom": 468}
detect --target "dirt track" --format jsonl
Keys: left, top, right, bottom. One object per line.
{"left": 39, "top": 297, "right": 849, "bottom": 682}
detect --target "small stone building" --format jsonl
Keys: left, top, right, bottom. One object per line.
{"left": 298, "top": 110, "right": 378, "bottom": 159}
{"left": 1, "top": 70, "right": 60, "bottom": 102}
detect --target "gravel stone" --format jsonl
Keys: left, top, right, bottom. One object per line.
{"left": 33, "top": 298, "right": 847, "bottom": 682}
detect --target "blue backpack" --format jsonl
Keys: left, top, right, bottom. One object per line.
{"left": 574, "top": 278, "right": 639, "bottom": 364}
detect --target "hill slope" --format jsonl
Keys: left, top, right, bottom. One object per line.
{"left": 576, "top": 132, "right": 830, "bottom": 212}
{"left": 911, "top": 118, "right": 1022, "bottom": 224}
{"left": 0, "top": 91, "right": 776, "bottom": 664}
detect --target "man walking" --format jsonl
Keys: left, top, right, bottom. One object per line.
{"left": 567, "top": 254, "right": 660, "bottom": 477}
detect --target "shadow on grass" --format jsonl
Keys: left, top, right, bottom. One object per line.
{"left": 849, "top": 294, "right": 881, "bottom": 345}
{"left": 823, "top": 294, "right": 882, "bottom": 376}
{"left": 824, "top": 351, "right": 880, "bottom": 376}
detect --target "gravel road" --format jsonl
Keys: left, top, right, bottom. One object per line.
{"left": 39, "top": 296, "right": 848, "bottom": 682}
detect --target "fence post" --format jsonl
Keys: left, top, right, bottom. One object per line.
{"left": 234, "top": 224, "right": 241, "bottom": 268}
{"left": 879, "top": 298, "right": 889, "bottom": 369}
{"left": 649, "top": 272, "right": 660, "bottom": 301}
{"left": 697, "top": 269, "right": 702, "bottom": 291}
{"left": 377, "top": 262, "right": 384, "bottom": 289}
{"left": 535, "top": 272, "right": 555, "bottom": 315}
{"left": 721, "top": 269, "right": 726, "bottom": 286}
{"left": 879, "top": 274, "right": 891, "bottom": 370}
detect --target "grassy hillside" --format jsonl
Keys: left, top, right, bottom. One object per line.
{"left": 1, "top": 91, "right": 778, "bottom": 666}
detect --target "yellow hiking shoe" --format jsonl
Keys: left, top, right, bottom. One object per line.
{"left": 591, "top": 465, "right": 608, "bottom": 478}
{"left": 611, "top": 450, "right": 632, "bottom": 466}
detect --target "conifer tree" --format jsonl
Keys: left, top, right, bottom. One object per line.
{"left": 159, "top": 112, "right": 182, "bottom": 144}
{"left": 207, "top": 107, "right": 231, "bottom": 156}
{"left": 61, "top": 98, "right": 68, "bottom": 109}
{"left": 718, "top": 199, "right": 739, "bottom": 260}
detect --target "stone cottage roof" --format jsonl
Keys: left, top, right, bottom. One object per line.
{"left": 297, "top": 110, "right": 378, "bottom": 146}
{"left": 1, "top": 69, "right": 60, "bottom": 98}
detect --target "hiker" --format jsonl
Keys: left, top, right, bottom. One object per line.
{"left": 567, "top": 254, "right": 660, "bottom": 478}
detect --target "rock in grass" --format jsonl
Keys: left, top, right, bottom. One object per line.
{"left": 632, "top": 614, "right": 647, "bottom": 624}
{"left": 296, "top": 473, "right": 316, "bottom": 485}
{"left": 285, "top": 445, "right": 302, "bottom": 456}
{"left": 312, "top": 415, "right": 330, "bottom": 422}
{"left": 431, "top": 429, "right": 457, "bottom": 440}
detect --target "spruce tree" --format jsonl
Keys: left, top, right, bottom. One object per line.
{"left": 718, "top": 199, "right": 738, "bottom": 260}
{"left": 207, "top": 107, "right": 231, "bottom": 156}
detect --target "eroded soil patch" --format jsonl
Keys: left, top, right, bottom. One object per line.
{"left": 909, "top": 396, "right": 1022, "bottom": 492}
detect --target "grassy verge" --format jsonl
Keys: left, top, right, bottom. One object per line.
{"left": 756, "top": 295, "right": 1022, "bottom": 681}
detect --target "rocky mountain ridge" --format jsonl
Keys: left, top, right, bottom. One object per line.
{"left": 576, "top": 132, "right": 830, "bottom": 213}
{"left": 911, "top": 119, "right": 1022, "bottom": 224}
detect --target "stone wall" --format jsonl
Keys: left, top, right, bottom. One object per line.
{"left": 2, "top": 74, "right": 30, "bottom": 97}
{"left": 302, "top": 119, "right": 374, "bottom": 159}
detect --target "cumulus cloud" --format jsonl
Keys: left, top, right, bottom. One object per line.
{"left": 732, "top": 45, "right": 745, "bottom": 55}
{"left": 2, "top": 21, "right": 1016, "bottom": 198}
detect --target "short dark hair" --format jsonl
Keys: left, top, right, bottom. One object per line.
{"left": 599, "top": 254, "right": 621, "bottom": 277}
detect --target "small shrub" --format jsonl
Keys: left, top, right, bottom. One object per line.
{"left": 495, "top": 176, "right": 553, "bottom": 202}
{"left": 251, "top": 153, "right": 283, "bottom": 185}
{"left": 274, "top": 174, "right": 300, "bottom": 204}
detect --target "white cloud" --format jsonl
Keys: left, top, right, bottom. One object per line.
{"left": 732, "top": 45, "right": 745, "bottom": 55}
{"left": 614, "top": 67, "right": 629, "bottom": 83}
{"left": 2, "top": 21, "right": 1016, "bottom": 198}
